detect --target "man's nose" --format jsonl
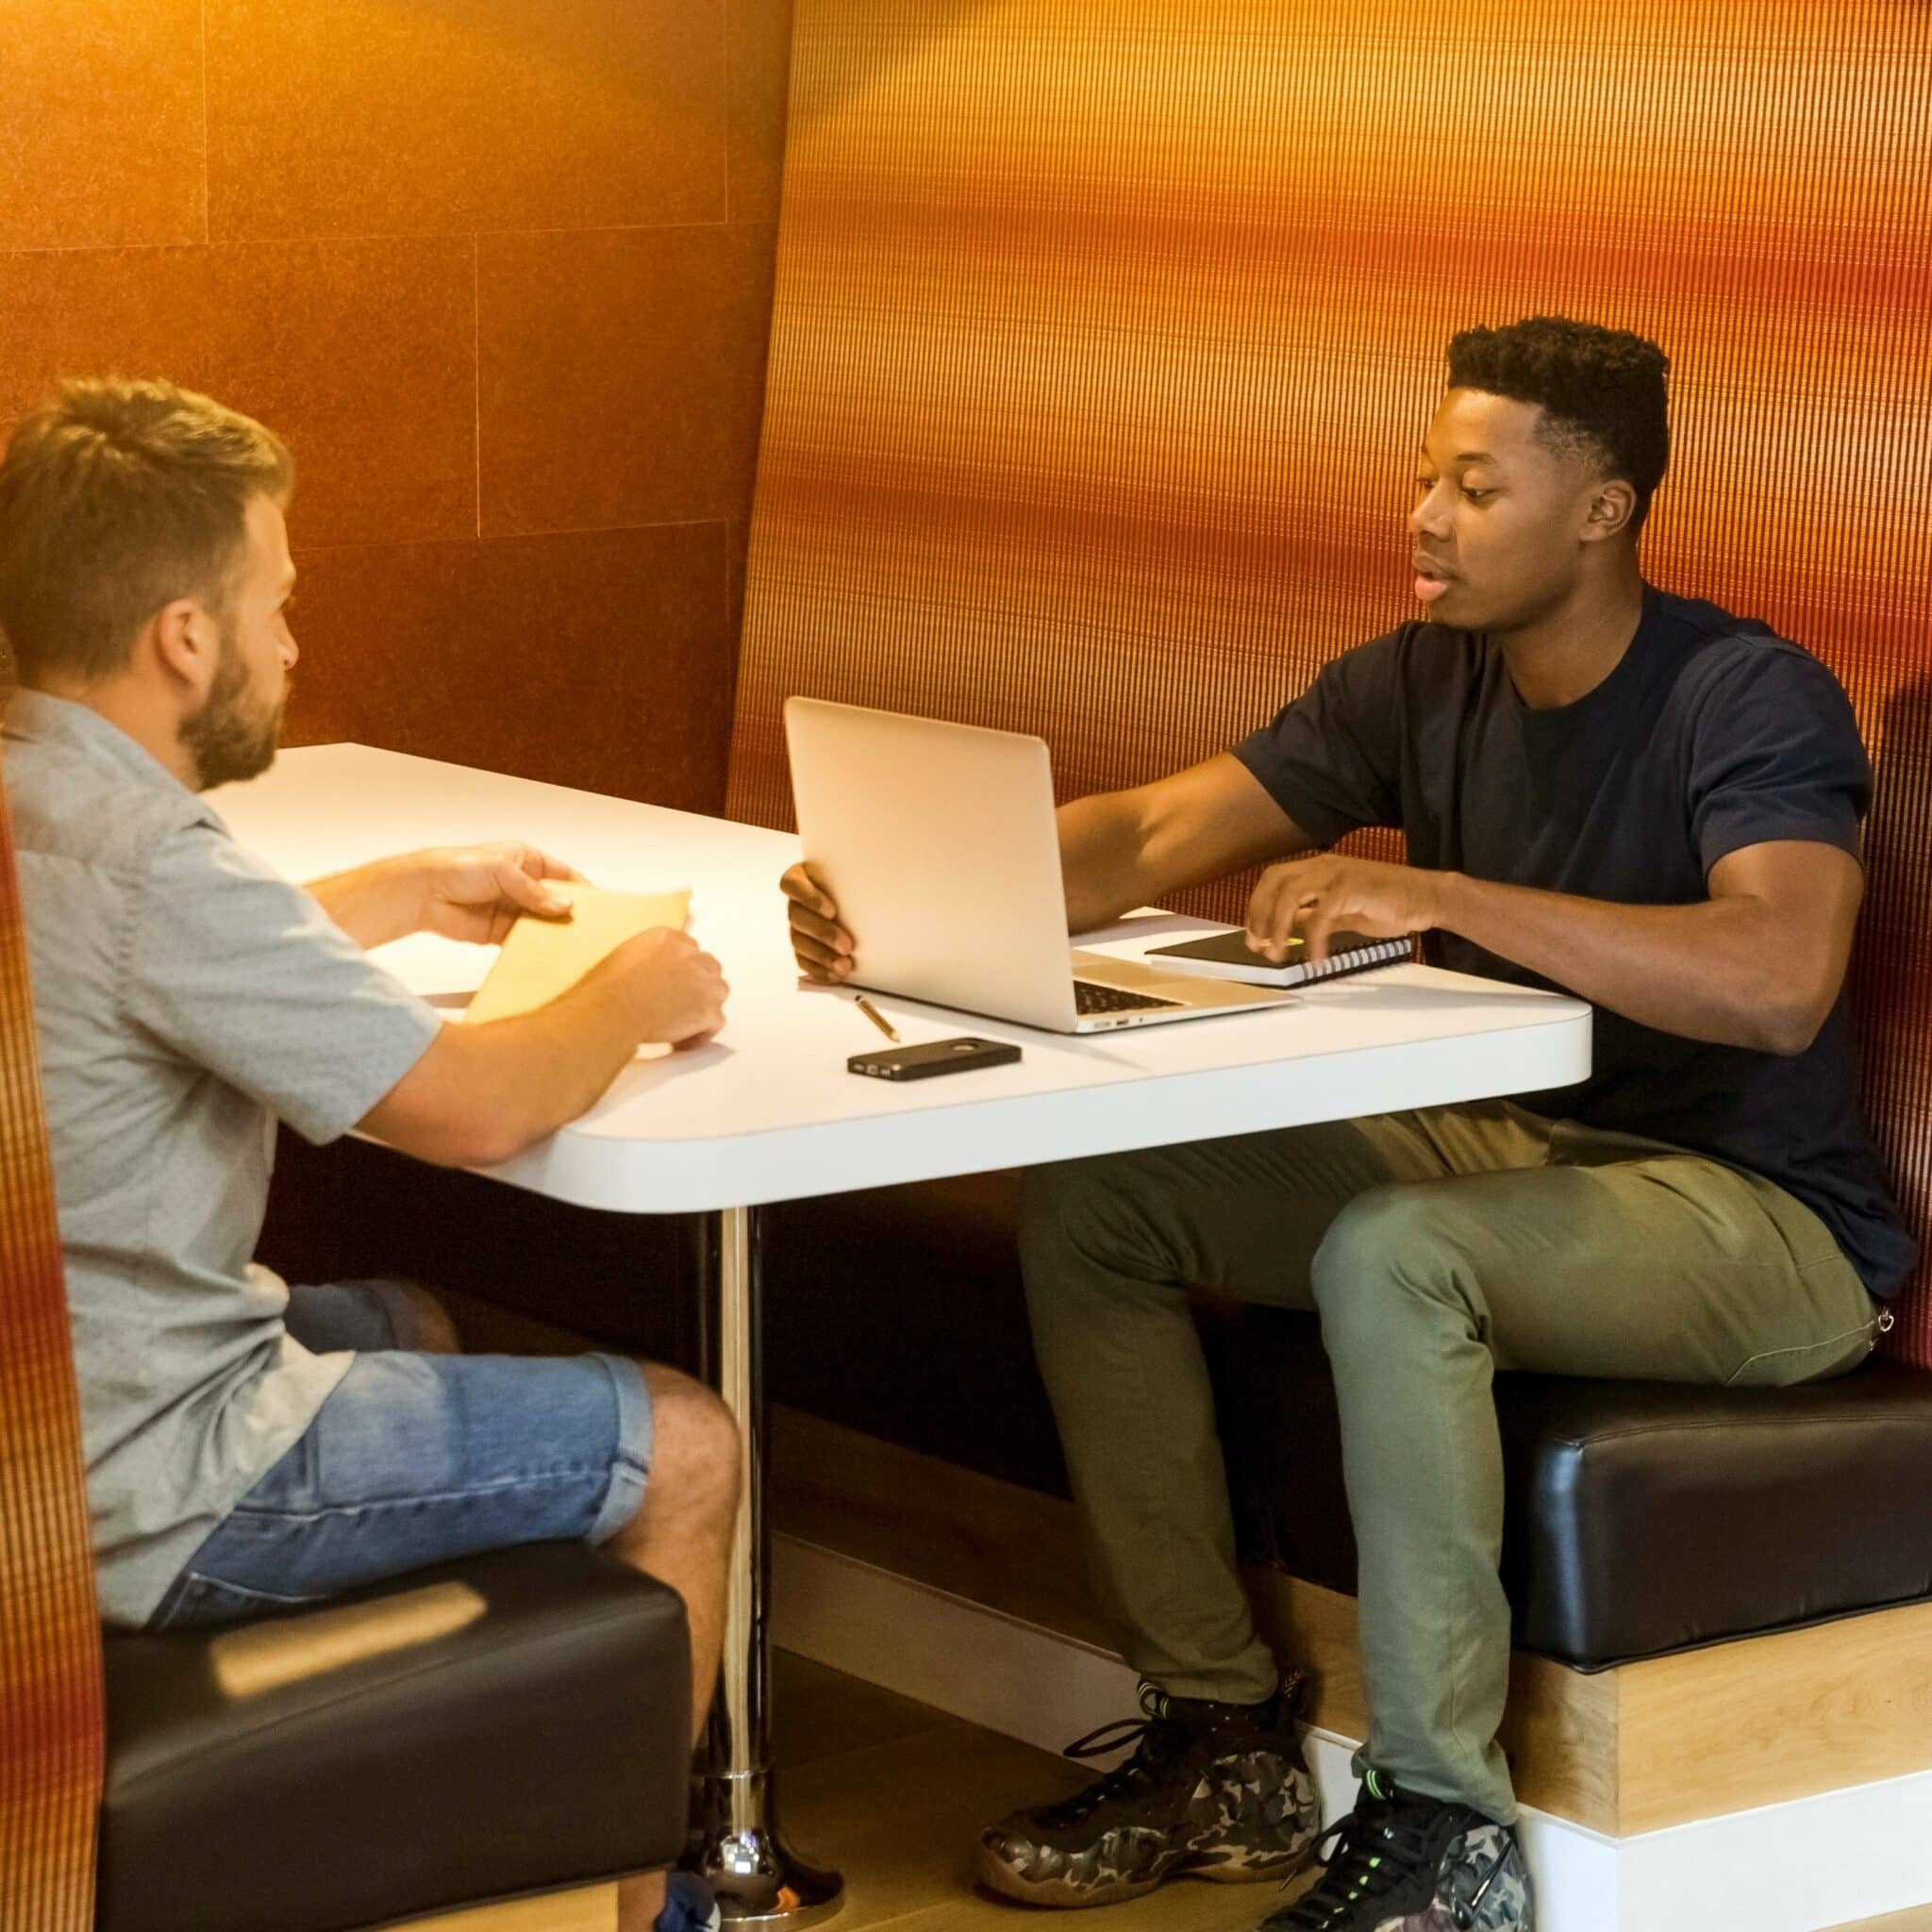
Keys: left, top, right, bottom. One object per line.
{"left": 1409, "top": 487, "right": 1448, "bottom": 539}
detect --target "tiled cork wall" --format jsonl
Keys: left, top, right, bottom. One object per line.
{"left": 0, "top": 0, "right": 794, "bottom": 813}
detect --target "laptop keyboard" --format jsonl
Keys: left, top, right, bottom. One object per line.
{"left": 1074, "top": 979, "right": 1184, "bottom": 1016}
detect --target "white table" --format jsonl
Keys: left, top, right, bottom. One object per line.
{"left": 220, "top": 743, "right": 1592, "bottom": 1925}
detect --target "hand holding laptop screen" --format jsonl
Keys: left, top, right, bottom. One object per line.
{"left": 782, "top": 862, "right": 855, "bottom": 986}
{"left": 781, "top": 700, "right": 1414, "bottom": 1031}
{"left": 782, "top": 699, "right": 1299, "bottom": 1034}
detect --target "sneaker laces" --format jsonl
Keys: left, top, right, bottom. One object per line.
{"left": 1032, "top": 1684, "right": 1193, "bottom": 1827}
{"left": 1272, "top": 1782, "right": 1439, "bottom": 1928}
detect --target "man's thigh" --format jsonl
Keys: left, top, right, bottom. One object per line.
{"left": 149, "top": 1350, "right": 652, "bottom": 1630}
{"left": 1021, "top": 1100, "right": 1552, "bottom": 1311}
{"left": 1317, "top": 1151, "right": 1881, "bottom": 1387}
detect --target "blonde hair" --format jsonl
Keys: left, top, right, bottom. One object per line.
{"left": 0, "top": 377, "right": 292, "bottom": 685}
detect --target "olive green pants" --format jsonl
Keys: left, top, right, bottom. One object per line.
{"left": 1019, "top": 1101, "right": 1882, "bottom": 1824}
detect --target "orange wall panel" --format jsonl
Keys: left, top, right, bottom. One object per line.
{"left": 203, "top": 0, "right": 729, "bottom": 241}
{"left": 0, "top": 0, "right": 207, "bottom": 251}
{"left": 729, "top": 0, "right": 1932, "bottom": 1351}
{"left": 479, "top": 226, "right": 777, "bottom": 538}
{"left": 288, "top": 525, "right": 735, "bottom": 811}
{"left": 729, "top": 0, "right": 796, "bottom": 224}
{"left": 0, "top": 239, "right": 478, "bottom": 549}
{"left": 0, "top": 0, "right": 793, "bottom": 814}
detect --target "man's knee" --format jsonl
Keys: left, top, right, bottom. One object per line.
{"left": 1309, "top": 1182, "right": 1471, "bottom": 1337}
{"left": 1019, "top": 1152, "right": 1169, "bottom": 1292}
{"left": 639, "top": 1363, "right": 741, "bottom": 1522}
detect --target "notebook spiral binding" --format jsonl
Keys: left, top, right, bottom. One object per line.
{"left": 1300, "top": 937, "right": 1413, "bottom": 981}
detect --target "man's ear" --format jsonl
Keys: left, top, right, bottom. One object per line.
{"left": 142, "top": 597, "right": 222, "bottom": 696}
{"left": 1580, "top": 475, "right": 1639, "bottom": 544}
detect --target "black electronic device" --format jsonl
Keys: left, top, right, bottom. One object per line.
{"left": 847, "top": 1036, "right": 1023, "bottom": 1080}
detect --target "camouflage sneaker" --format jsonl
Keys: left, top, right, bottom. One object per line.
{"left": 974, "top": 1677, "right": 1320, "bottom": 1907}
{"left": 1263, "top": 1770, "right": 1533, "bottom": 1931}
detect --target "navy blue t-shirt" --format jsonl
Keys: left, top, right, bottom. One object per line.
{"left": 1232, "top": 585, "right": 1915, "bottom": 1299}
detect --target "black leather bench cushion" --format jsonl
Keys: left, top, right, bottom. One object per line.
{"left": 1206, "top": 1307, "right": 1932, "bottom": 1666}
{"left": 97, "top": 1542, "right": 691, "bottom": 1932}
{"left": 765, "top": 1174, "right": 1932, "bottom": 1671}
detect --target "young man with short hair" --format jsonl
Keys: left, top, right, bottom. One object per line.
{"left": 785, "top": 318, "right": 1914, "bottom": 1931}
{"left": 0, "top": 377, "right": 734, "bottom": 1932}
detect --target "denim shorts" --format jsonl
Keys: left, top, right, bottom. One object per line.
{"left": 148, "top": 1279, "right": 653, "bottom": 1631}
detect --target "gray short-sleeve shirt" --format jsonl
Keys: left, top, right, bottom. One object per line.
{"left": 3, "top": 692, "right": 442, "bottom": 1627}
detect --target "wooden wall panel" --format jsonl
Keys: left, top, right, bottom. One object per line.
{"left": 0, "top": 0, "right": 206, "bottom": 251}
{"left": 478, "top": 227, "right": 777, "bottom": 538}
{"left": 727, "top": 0, "right": 1932, "bottom": 1352}
{"left": 289, "top": 526, "right": 736, "bottom": 813}
{"left": 0, "top": 0, "right": 794, "bottom": 817}
{"left": 203, "top": 0, "right": 728, "bottom": 241}
{"left": 0, "top": 239, "right": 478, "bottom": 549}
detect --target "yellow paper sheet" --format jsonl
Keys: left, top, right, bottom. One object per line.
{"left": 464, "top": 882, "right": 691, "bottom": 1025}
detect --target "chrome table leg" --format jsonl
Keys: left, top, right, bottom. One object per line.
{"left": 692, "top": 1205, "right": 841, "bottom": 1928}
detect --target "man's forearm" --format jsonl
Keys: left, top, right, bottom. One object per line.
{"left": 458, "top": 967, "right": 646, "bottom": 1160}
{"left": 366, "top": 958, "right": 644, "bottom": 1169}
{"left": 1058, "top": 794, "right": 1154, "bottom": 933}
{"left": 1057, "top": 758, "right": 1311, "bottom": 934}
{"left": 306, "top": 857, "right": 425, "bottom": 950}
{"left": 1434, "top": 874, "right": 1824, "bottom": 1055}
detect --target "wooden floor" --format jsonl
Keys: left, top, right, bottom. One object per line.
{"left": 768, "top": 1655, "right": 1317, "bottom": 1932}
{"left": 480, "top": 1650, "right": 1923, "bottom": 1932}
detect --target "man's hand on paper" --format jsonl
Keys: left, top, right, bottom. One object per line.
{"left": 412, "top": 842, "right": 583, "bottom": 946}
{"left": 608, "top": 927, "right": 730, "bottom": 1050}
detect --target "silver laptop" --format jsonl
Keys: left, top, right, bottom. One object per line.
{"left": 784, "top": 698, "right": 1295, "bottom": 1034}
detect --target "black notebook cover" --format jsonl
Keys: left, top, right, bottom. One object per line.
{"left": 1144, "top": 927, "right": 1412, "bottom": 988}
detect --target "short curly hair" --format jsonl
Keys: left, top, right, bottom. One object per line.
{"left": 1446, "top": 317, "right": 1670, "bottom": 530}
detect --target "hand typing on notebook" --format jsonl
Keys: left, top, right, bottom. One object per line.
{"left": 1244, "top": 854, "right": 1444, "bottom": 964}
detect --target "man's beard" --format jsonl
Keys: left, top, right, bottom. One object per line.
{"left": 179, "top": 628, "right": 286, "bottom": 790}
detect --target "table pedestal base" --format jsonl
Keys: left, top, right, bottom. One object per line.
{"left": 695, "top": 1765, "right": 842, "bottom": 1929}
{"left": 691, "top": 1206, "right": 844, "bottom": 1927}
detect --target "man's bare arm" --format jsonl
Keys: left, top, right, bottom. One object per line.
{"left": 306, "top": 857, "right": 425, "bottom": 950}
{"left": 1058, "top": 754, "right": 1319, "bottom": 932}
{"left": 358, "top": 928, "right": 728, "bottom": 1168}
{"left": 1436, "top": 841, "right": 1862, "bottom": 1055}
{"left": 1244, "top": 840, "right": 1863, "bottom": 1057}
{"left": 308, "top": 843, "right": 578, "bottom": 951}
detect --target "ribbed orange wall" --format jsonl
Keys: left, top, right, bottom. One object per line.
{"left": 0, "top": 771, "right": 102, "bottom": 1932}
{"left": 729, "top": 0, "right": 1932, "bottom": 1355}
{"left": 0, "top": 0, "right": 794, "bottom": 813}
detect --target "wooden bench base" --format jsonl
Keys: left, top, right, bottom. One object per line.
{"left": 769, "top": 1406, "right": 1932, "bottom": 1836}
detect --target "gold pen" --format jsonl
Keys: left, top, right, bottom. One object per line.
{"left": 854, "top": 993, "right": 900, "bottom": 1042}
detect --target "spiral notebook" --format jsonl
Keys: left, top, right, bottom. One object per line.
{"left": 1142, "top": 927, "right": 1411, "bottom": 989}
